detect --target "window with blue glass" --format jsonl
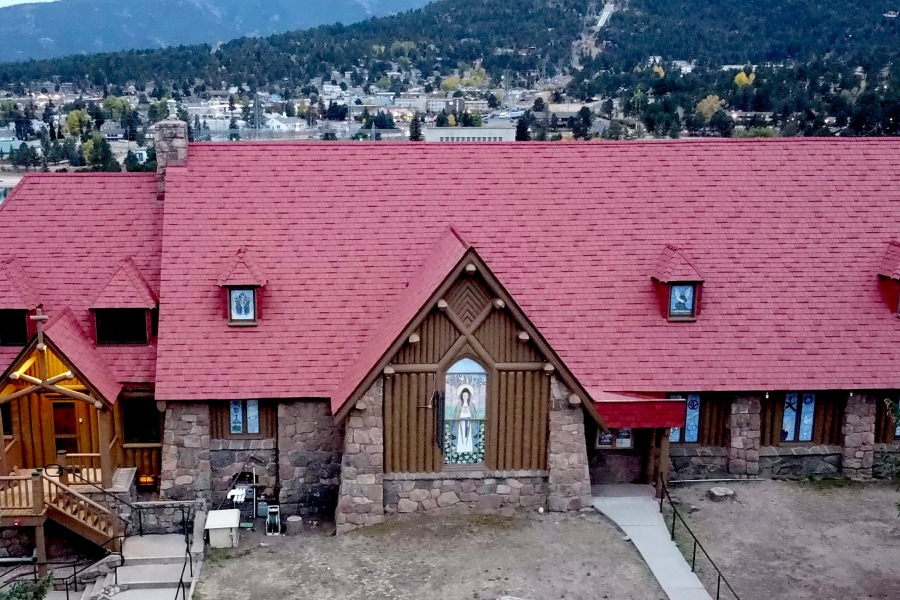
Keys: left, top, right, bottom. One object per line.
{"left": 781, "top": 393, "right": 816, "bottom": 442}
{"left": 668, "top": 284, "right": 697, "bottom": 319}
{"left": 670, "top": 394, "right": 701, "bottom": 443}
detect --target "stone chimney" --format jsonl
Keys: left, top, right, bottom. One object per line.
{"left": 154, "top": 99, "right": 188, "bottom": 201}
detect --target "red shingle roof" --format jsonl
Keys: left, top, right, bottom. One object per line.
{"left": 91, "top": 257, "right": 158, "bottom": 309}
{"left": 216, "top": 247, "right": 268, "bottom": 287}
{"left": 329, "top": 226, "right": 470, "bottom": 413}
{"left": 652, "top": 245, "right": 704, "bottom": 283}
{"left": 44, "top": 307, "right": 122, "bottom": 404}
{"left": 0, "top": 174, "right": 161, "bottom": 386}
{"left": 154, "top": 139, "right": 900, "bottom": 402}
{"left": 0, "top": 257, "right": 40, "bottom": 310}
{"left": 878, "top": 240, "right": 900, "bottom": 280}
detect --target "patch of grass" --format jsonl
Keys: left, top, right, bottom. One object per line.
{"left": 797, "top": 477, "right": 865, "bottom": 491}
{"left": 204, "top": 546, "right": 252, "bottom": 566}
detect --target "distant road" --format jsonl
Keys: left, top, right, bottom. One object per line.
{"left": 596, "top": 2, "right": 616, "bottom": 29}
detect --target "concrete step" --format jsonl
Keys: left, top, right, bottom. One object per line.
{"left": 46, "top": 592, "right": 74, "bottom": 600}
{"left": 122, "top": 534, "right": 189, "bottom": 565}
{"left": 108, "top": 588, "right": 181, "bottom": 600}
{"left": 116, "top": 562, "right": 196, "bottom": 589}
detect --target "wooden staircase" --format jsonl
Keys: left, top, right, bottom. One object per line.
{"left": 0, "top": 471, "right": 120, "bottom": 550}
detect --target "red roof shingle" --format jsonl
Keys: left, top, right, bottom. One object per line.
{"left": 0, "top": 174, "right": 161, "bottom": 386}
{"left": 152, "top": 139, "right": 900, "bottom": 402}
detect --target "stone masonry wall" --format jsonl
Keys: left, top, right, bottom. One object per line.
{"left": 758, "top": 446, "right": 842, "bottom": 478}
{"left": 729, "top": 396, "right": 761, "bottom": 476}
{"left": 278, "top": 401, "right": 344, "bottom": 517}
{"left": 154, "top": 111, "right": 188, "bottom": 200}
{"left": 132, "top": 500, "right": 204, "bottom": 535}
{"left": 384, "top": 471, "right": 547, "bottom": 516}
{"left": 547, "top": 376, "right": 592, "bottom": 512}
{"left": 210, "top": 439, "right": 277, "bottom": 507}
{"left": 336, "top": 381, "right": 384, "bottom": 534}
{"left": 873, "top": 445, "right": 900, "bottom": 479}
{"left": 0, "top": 527, "right": 34, "bottom": 558}
{"left": 160, "top": 402, "right": 211, "bottom": 503}
{"left": 670, "top": 446, "right": 729, "bottom": 479}
{"left": 842, "top": 394, "right": 876, "bottom": 479}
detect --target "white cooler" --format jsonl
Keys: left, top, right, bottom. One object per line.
{"left": 205, "top": 509, "right": 241, "bottom": 548}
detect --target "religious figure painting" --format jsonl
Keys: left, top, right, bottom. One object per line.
{"left": 230, "top": 288, "right": 255, "bottom": 321}
{"left": 444, "top": 358, "right": 487, "bottom": 464}
{"left": 669, "top": 284, "right": 694, "bottom": 316}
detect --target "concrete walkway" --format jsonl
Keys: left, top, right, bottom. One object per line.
{"left": 593, "top": 485, "right": 713, "bottom": 600}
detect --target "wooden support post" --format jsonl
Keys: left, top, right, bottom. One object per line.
{"left": 656, "top": 428, "right": 671, "bottom": 499}
{"left": 98, "top": 410, "right": 113, "bottom": 489}
{"left": 31, "top": 470, "right": 43, "bottom": 515}
{"left": 0, "top": 433, "right": 8, "bottom": 476}
{"left": 35, "top": 523, "right": 47, "bottom": 577}
{"left": 646, "top": 428, "right": 658, "bottom": 490}
{"left": 57, "top": 450, "right": 68, "bottom": 486}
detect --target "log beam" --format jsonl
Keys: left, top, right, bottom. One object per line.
{"left": 98, "top": 411, "right": 114, "bottom": 489}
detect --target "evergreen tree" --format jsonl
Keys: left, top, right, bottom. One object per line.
{"left": 515, "top": 116, "right": 531, "bottom": 141}
{"left": 409, "top": 113, "right": 423, "bottom": 141}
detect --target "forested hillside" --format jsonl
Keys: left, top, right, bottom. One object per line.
{"left": 595, "top": 0, "right": 899, "bottom": 69}
{"left": 0, "top": 0, "right": 590, "bottom": 88}
{"left": 0, "top": 0, "right": 434, "bottom": 62}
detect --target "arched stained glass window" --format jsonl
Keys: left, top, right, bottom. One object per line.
{"left": 444, "top": 358, "right": 487, "bottom": 465}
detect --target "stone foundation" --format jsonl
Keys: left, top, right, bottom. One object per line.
{"left": 873, "top": 444, "right": 900, "bottom": 479}
{"left": 384, "top": 471, "right": 547, "bottom": 515}
{"left": 160, "top": 402, "right": 211, "bottom": 502}
{"left": 133, "top": 500, "right": 204, "bottom": 536}
{"left": 278, "top": 400, "right": 344, "bottom": 517}
{"left": 670, "top": 446, "right": 729, "bottom": 479}
{"left": 336, "top": 381, "right": 385, "bottom": 534}
{"left": 758, "top": 445, "right": 842, "bottom": 478}
{"left": 729, "top": 396, "right": 761, "bottom": 476}
{"left": 0, "top": 527, "right": 34, "bottom": 558}
{"left": 842, "top": 394, "right": 876, "bottom": 479}
{"left": 210, "top": 438, "right": 277, "bottom": 507}
{"left": 546, "top": 377, "right": 592, "bottom": 512}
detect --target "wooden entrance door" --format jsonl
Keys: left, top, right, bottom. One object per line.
{"left": 52, "top": 402, "right": 80, "bottom": 455}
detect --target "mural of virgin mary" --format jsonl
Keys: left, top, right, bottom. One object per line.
{"left": 453, "top": 384, "right": 479, "bottom": 454}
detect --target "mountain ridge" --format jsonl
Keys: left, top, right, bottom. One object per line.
{"left": 0, "top": 0, "right": 434, "bottom": 62}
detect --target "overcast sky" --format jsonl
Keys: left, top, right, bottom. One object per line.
{"left": 0, "top": 0, "right": 59, "bottom": 8}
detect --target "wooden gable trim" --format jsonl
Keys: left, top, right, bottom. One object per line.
{"left": 336, "top": 248, "right": 607, "bottom": 430}
{"left": 0, "top": 336, "right": 113, "bottom": 409}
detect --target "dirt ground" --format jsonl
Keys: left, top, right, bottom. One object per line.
{"left": 668, "top": 480, "right": 900, "bottom": 600}
{"left": 195, "top": 512, "right": 666, "bottom": 600}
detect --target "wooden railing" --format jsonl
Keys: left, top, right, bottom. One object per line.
{"left": 3, "top": 436, "right": 21, "bottom": 474}
{"left": 0, "top": 475, "right": 34, "bottom": 512}
{"left": 122, "top": 443, "right": 162, "bottom": 481}
{"left": 43, "top": 474, "right": 118, "bottom": 536}
{"left": 65, "top": 454, "right": 102, "bottom": 484}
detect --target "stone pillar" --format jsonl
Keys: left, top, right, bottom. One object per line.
{"left": 842, "top": 393, "right": 876, "bottom": 479}
{"left": 154, "top": 101, "right": 188, "bottom": 201}
{"left": 729, "top": 395, "right": 761, "bottom": 476}
{"left": 277, "top": 400, "right": 344, "bottom": 517}
{"left": 335, "top": 381, "right": 384, "bottom": 534}
{"left": 547, "top": 376, "right": 592, "bottom": 512}
{"left": 160, "top": 402, "right": 211, "bottom": 503}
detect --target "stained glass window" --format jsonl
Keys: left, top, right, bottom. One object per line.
{"left": 444, "top": 358, "right": 487, "bottom": 465}
{"left": 669, "top": 284, "right": 695, "bottom": 318}
{"left": 246, "top": 399, "right": 260, "bottom": 434}
{"left": 669, "top": 394, "right": 701, "bottom": 443}
{"left": 782, "top": 393, "right": 816, "bottom": 442}
{"left": 229, "top": 288, "right": 256, "bottom": 322}
{"left": 230, "top": 400, "right": 243, "bottom": 434}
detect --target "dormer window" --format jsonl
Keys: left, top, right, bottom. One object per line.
{"left": 217, "top": 247, "right": 267, "bottom": 327}
{"left": 95, "top": 308, "right": 149, "bottom": 345}
{"left": 668, "top": 284, "right": 697, "bottom": 319}
{"left": 652, "top": 245, "right": 704, "bottom": 322}
{"left": 228, "top": 288, "right": 257, "bottom": 324}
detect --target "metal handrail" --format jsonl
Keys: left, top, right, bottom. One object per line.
{"left": 658, "top": 482, "right": 742, "bottom": 600}
{"left": 173, "top": 506, "right": 195, "bottom": 600}
{"left": 0, "top": 558, "right": 93, "bottom": 599}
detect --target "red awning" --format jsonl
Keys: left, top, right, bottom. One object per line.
{"left": 591, "top": 390, "right": 685, "bottom": 429}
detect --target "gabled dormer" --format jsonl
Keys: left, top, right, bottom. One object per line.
{"left": 90, "top": 258, "right": 158, "bottom": 345}
{"left": 877, "top": 239, "right": 900, "bottom": 316}
{"left": 217, "top": 248, "right": 267, "bottom": 326}
{"left": 651, "top": 245, "right": 704, "bottom": 322}
{"left": 0, "top": 257, "right": 41, "bottom": 346}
